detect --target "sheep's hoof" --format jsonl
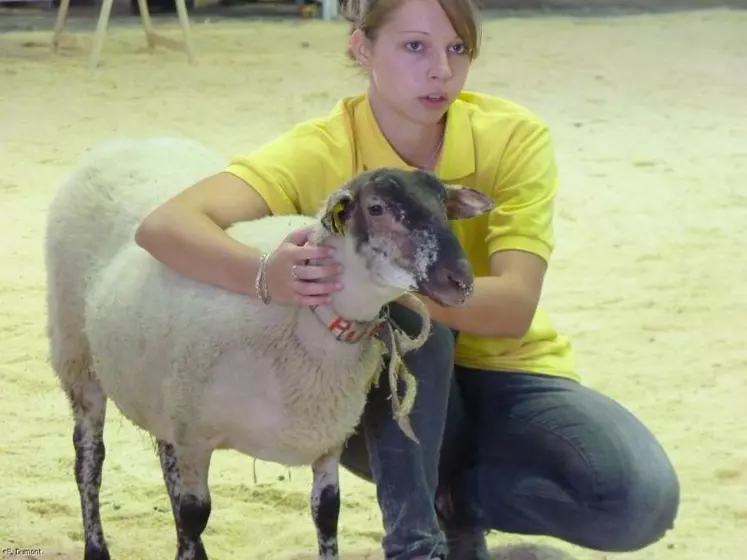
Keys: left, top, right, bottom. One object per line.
{"left": 176, "top": 541, "right": 208, "bottom": 560}
{"left": 84, "top": 542, "right": 111, "bottom": 560}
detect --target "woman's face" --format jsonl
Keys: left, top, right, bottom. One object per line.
{"left": 351, "top": 0, "right": 472, "bottom": 126}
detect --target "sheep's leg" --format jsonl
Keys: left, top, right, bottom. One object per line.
{"left": 67, "top": 374, "right": 111, "bottom": 560}
{"left": 164, "top": 437, "right": 213, "bottom": 560}
{"left": 158, "top": 439, "right": 205, "bottom": 559}
{"left": 311, "top": 450, "right": 342, "bottom": 560}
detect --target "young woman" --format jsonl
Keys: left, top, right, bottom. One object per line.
{"left": 134, "top": 0, "right": 681, "bottom": 558}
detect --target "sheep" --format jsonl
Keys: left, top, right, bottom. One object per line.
{"left": 44, "top": 136, "right": 495, "bottom": 560}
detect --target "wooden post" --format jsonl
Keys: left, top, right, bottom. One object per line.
{"left": 321, "top": 0, "right": 338, "bottom": 20}
{"left": 51, "top": 0, "right": 196, "bottom": 68}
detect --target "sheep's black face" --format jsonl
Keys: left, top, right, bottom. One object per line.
{"left": 320, "top": 168, "right": 494, "bottom": 307}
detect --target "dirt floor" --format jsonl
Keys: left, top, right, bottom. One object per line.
{"left": 1, "top": 5, "right": 746, "bottom": 560}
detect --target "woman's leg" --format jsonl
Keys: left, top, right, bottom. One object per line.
{"left": 442, "top": 368, "right": 681, "bottom": 553}
{"left": 339, "top": 302, "right": 457, "bottom": 560}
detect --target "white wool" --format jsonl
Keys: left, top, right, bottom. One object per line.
{"left": 45, "top": 136, "right": 430, "bottom": 468}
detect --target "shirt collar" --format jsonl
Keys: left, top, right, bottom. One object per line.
{"left": 353, "top": 94, "right": 475, "bottom": 182}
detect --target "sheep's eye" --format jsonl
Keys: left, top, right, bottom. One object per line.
{"left": 368, "top": 203, "right": 384, "bottom": 216}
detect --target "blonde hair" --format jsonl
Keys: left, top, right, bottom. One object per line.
{"left": 342, "top": 0, "right": 482, "bottom": 61}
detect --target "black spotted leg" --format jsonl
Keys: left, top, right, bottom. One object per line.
{"left": 311, "top": 451, "right": 342, "bottom": 560}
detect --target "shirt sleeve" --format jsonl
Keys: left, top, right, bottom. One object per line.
{"left": 224, "top": 122, "right": 349, "bottom": 217}
{"left": 484, "top": 119, "right": 559, "bottom": 263}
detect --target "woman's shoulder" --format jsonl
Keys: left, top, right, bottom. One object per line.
{"left": 268, "top": 99, "right": 356, "bottom": 153}
{"left": 455, "top": 90, "right": 550, "bottom": 133}
{"left": 225, "top": 96, "right": 365, "bottom": 217}
{"left": 452, "top": 90, "right": 556, "bottom": 175}
{"left": 280, "top": 94, "right": 367, "bottom": 143}
{"left": 231, "top": 96, "right": 361, "bottom": 174}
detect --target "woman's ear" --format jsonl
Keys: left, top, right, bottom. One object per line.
{"left": 349, "top": 29, "right": 371, "bottom": 67}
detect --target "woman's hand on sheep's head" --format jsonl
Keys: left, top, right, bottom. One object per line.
{"left": 265, "top": 226, "right": 343, "bottom": 307}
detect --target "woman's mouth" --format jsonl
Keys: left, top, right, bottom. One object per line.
{"left": 419, "top": 95, "right": 448, "bottom": 110}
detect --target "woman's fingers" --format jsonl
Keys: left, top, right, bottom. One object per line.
{"left": 268, "top": 236, "right": 344, "bottom": 306}
{"left": 283, "top": 226, "right": 316, "bottom": 246}
{"left": 293, "top": 244, "right": 336, "bottom": 263}
{"left": 291, "top": 279, "right": 340, "bottom": 297}
{"left": 291, "top": 262, "right": 342, "bottom": 282}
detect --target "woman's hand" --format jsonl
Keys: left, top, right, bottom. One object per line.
{"left": 263, "top": 226, "right": 343, "bottom": 307}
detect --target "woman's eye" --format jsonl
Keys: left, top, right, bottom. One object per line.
{"left": 451, "top": 43, "right": 467, "bottom": 55}
{"left": 405, "top": 41, "right": 423, "bottom": 52}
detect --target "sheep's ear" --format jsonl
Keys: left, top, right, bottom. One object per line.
{"left": 321, "top": 187, "right": 355, "bottom": 234}
{"left": 444, "top": 185, "right": 495, "bottom": 220}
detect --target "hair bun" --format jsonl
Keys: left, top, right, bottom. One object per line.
{"left": 340, "top": 0, "right": 367, "bottom": 25}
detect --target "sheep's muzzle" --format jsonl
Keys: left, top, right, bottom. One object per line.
{"left": 420, "top": 256, "right": 475, "bottom": 307}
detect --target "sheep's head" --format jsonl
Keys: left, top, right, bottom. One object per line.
{"left": 320, "top": 168, "right": 494, "bottom": 307}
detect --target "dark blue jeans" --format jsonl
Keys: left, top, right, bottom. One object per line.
{"left": 340, "top": 303, "right": 681, "bottom": 560}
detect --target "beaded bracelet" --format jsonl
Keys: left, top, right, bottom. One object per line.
{"left": 255, "top": 252, "right": 272, "bottom": 305}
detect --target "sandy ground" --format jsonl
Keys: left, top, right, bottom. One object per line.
{"left": 1, "top": 6, "right": 746, "bottom": 560}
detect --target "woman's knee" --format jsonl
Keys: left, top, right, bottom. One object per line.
{"left": 580, "top": 403, "right": 681, "bottom": 552}
{"left": 518, "top": 379, "right": 680, "bottom": 552}
{"left": 594, "top": 455, "right": 680, "bottom": 552}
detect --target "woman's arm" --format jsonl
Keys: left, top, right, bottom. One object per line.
{"left": 405, "top": 118, "right": 559, "bottom": 339}
{"left": 135, "top": 171, "right": 340, "bottom": 305}
{"left": 421, "top": 249, "right": 547, "bottom": 338}
{"left": 135, "top": 172, "right": 272, "bottom": 296}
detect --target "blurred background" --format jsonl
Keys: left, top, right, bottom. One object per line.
{"left": 1, "top": 0, "right": 745, "bottom": 559}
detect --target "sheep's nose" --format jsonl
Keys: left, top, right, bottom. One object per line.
{"left": 425, "top": 258, "right": 474, "bottom": 307}
{"left": 444, "top": 258, "right": 474, "bottom": 293}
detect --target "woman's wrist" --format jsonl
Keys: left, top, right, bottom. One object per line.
{"left": 254, "top": 251, "right": 273, "bottom": 304}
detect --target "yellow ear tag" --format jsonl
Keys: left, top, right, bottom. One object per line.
{"left": 331, "top": 203, "right": 346, "bottom": 234}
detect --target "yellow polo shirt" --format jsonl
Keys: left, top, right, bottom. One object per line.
{"left": 225, "top": 92, "right": 577, "bottom": 381}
